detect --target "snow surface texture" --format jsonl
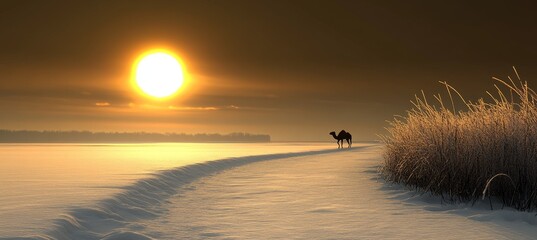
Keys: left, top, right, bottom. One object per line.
{"left": 18, "top": 148, "right": 345, "bottom": 240}
{"left": 137, "top": 145, "right": 537, "bottom": 239}
{"left": 7, "top": 144, "right": 537, "bottom": 239}
{"left": 0, "top": 142, "right": 336, "bottom": 237}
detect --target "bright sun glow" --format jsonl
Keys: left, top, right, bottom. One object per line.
{"left": 135, "top": 51, "right": 184, "bottom": 98}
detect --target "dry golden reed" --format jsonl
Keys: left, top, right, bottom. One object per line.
{"left": 381, "top": 67, "right": 537, "bottom": 211}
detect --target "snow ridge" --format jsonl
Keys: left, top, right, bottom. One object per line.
{"left": 27, "top": 148, "right": 348, "bottom": 240}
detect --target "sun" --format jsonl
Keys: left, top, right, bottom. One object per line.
{"left": 134, "top": 51, "right": 185, "bottom": 98}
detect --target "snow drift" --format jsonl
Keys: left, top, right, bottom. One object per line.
{"left": 26, "top": 148, "right": 343, "bottom": 240}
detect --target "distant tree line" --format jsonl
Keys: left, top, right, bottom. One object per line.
{"left": 0, "top": 130, "right": 271, "bottom": 143}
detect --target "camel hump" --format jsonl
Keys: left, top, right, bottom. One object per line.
{"left": 339, "top": 130, "right": 347, "bottom": 135}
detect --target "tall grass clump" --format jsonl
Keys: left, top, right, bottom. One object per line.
{"left": 381, "top": 67, "right": 537, "bottom": 211}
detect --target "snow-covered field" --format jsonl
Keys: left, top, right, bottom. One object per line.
{"left": 2, "top": 143, "right": 537, "bottom": 239}
{"left": 0, "top": 143, "right": 336, "bottom": 238}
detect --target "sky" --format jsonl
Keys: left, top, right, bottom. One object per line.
{"left": 1, "top": 1, "right": 537, "bottom": 141}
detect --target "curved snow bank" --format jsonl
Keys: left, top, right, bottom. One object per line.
{"left": 31, "top": 148, "right": 347, "bottom": 240}
{"left": 135, "top": 145, "right": 532, "bottom": 239}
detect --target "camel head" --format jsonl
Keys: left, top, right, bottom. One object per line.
{"left": 329, "top": 131, "right": 336, "bottom": 136}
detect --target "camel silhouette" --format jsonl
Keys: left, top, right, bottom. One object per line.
{"left": 329, "top": 130, "right": 352, "bottom": 148}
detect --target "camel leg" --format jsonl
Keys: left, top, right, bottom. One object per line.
{"left": 346, "top": 139, "right": 351, "bottom": 148}
{"left": 337, "top": 139, "right": 341, "bottom": 149}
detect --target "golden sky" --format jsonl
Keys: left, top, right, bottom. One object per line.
{"left": 1, "top": 1, "right": 537, "bottom": 141}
